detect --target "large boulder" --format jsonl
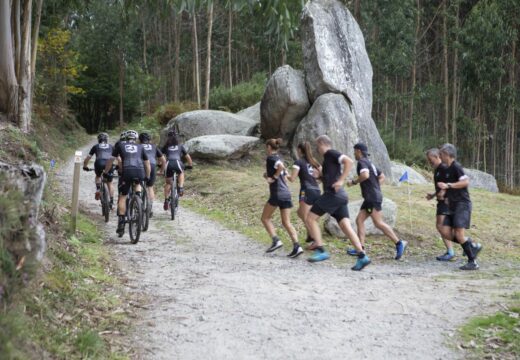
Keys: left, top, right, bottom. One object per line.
{"left": 0, "top": 162, "right": 47, "bottom": 263}
{"left": 324, "top": 198, "right": 397, "bottom": 237}
{"left": 464, "top": 168, "right": 499, "bottom": 193}
{"left": 161, "top": 110, "right": 256, "bottom": 145}
{"left": 185, "top": 135, "right": 260, "bottom": 160}
{"left": 390, "top": 161, "right": 428, "bottom": 185}
{"left": 237, "top": 102, "right": 261, "bottom": 124}
{"left": 260, "top": 65, "right": 310, "bottom": 141}
{"left": 301, "top": 0, "right": 391, "bottom": 176}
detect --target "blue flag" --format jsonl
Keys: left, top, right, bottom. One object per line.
{"left": 50, "top": 159, "right": 56, "bottom": 169}
{"left": 399, "top": 171, "right": 409, "bottom": 183}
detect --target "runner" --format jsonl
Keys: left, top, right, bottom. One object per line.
{"left": 286, "top": 142, "right": 321, "bottom": 244}
{"left": 161, "top": 130, "right": 193, "bottom": 211}
{"left": 425, "top": 148, "right": 456, "bottom": 261}
{"left": 83, "top": 133, "right": 115, "bottom": 207}
{"left": 262, "top": 138, "right": 303, "bottom": 258}
{"left": 347, "top": 143, "right": 407, "bottom": 260}
{"left": 103, "top": 130, "right": 151, "bottom": 236}
{"left": 305, "top": 135, "right": 370, "bottom": 270}
{"left": 437, "top": 143, "right": 482, "bottom": 270}
{"left": 139, "top": 132, "right": 165, "bottom": 217}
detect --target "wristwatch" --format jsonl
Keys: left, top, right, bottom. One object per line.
{"left": 447, "top": 183, "right": 452, "bottom": 189}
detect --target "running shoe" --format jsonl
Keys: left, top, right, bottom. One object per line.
{"left": 163, "top": 199, "right": 170, "bottom": 211}
{"left": 95, "top": 191, "right": 101, "bottom": 200}
{"left": 266, "top": 239, "right": 283, "bottom": 253}
{"left": 287, "top": 245, "right": 304, "bottom": 258}
{"left": 346, "top": 248, "right": 358, "bottom": 256}
{"left": 395, "top": 240, "right": 408, "bottom": 260}
{"left": 307, "top": 250, "right": 330, "bottom": 262}
{"left": 116, "top": 221, "right": 125, "bottom": 237}
{"left": 351, "top": 255, "right": 371, "bottom": 271}
{"left": 306, "top": 242, "right": 319, "bottom": 251}
{"left": 436, "top": 252, "right": 456, "bottom": 261}
{"left": 459, "top": 261, "right": 479, "bottom": 271}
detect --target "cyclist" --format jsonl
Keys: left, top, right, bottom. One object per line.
{"left": 104, "top": 130, "right": 151, "bottom": 236}
{"left": 161, "top": 130, "right": 193, "bottom": 211}
{"left": 139, "top": 132, "right": 166, "bottom": 217}
{"left": 83, "top": 133, "right": 115, "bottom": 207}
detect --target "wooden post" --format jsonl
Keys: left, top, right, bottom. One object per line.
{"left": 70, "top": 150, "right": 82, "bottom": 233}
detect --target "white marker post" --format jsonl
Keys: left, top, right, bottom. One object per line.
{"left": 71, "top": 150, "right": 82, "bottom": 233}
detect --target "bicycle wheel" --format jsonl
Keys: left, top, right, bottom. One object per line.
{"left": 170, "top": 175, "right": 177, "bottom": 220}
{"left": 102, "top": 183, "right": 110, "bottom": 223}
{"left": 128, "top": 196, "right": 142, "bottom": 244}
{"left": 141, "top": 186, "right": 150, "bottom": 232}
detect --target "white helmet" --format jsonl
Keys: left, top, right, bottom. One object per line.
{"left": 126, "top": 130, "right": 138, "bottom": 141}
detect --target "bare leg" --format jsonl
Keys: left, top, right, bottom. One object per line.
{"left": 356, "top": 210, "right": 370, "bottom": 247}
{"left": 280, "top": 208, "right": 298, "bottom": 244}
{"left": 108, "top": 181, "right": 114, "bottom": 197}
{"left": 338, "top": 218, "right": 364, "bottom": 252}
{"left": 437, "top": 215, "right": 454, "bottom": 250}
{"left": 164, "top": 178, "right": 172, "bottom": 198}
{"left": 178, "top": 172, "right": 185, "bottom": 188}
{"left": 118, "top": 195, "right": 127, "bottom": 216}
{"left": 148, "top": 186, "right": 155, "bottom": 202}
{"left": 261, "top": 203, "right": 278, "bottom": 238}
{"left": 371, "top": 210, "right": 399, "bottom": 244}
{"left": 305, "top": 212, "right": 323, "bottom": 246}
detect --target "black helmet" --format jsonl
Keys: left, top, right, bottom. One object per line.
{"left": 98, "top": 132, "right": 108, "bottom": 143}
{"left": 139, "top": 132, "right": 151, "bottom": 143}
{"left": 167, "top": 129, "right": 178, "bottom": 137}
{"left": 126, "top": 130, "right": 138, "bottom": 141}
{"left": 120, "top": 131, "right": 127, "bottom": 141}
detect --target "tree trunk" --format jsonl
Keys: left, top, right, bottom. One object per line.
{"left": 173, "top": 11, "right": 181, "bottom": 102}
{"left": 119, "top": 52, "right": 124, "bottom": 127}
{"left": 227, "top": 5, "right": 233, "bottom": 89}
{"left": 18, "top": 0, "right": 32, "bottom": 133}
{"left": 442, "top": 0, "right": 449, "bottom": 142}
{"left": 353, "top": 0, "right": 361, "bottom": 24}
{"left": 451, "top": 1, "right": 459, "bottom": 145}
{"left": 409, "top": 0, "right": 420, "bottom": 142}
{"left": 13, "top": 0, "right": 21, "bottom": 79}
{"left": 142, "top": 10, "right": 148, "bottom": 73}
{"left": 30, "top": 0, "right": 42, "bottom": 77}
{"left": 0, "top": 0, "right": 18, "bottom": 123}
{"left": 204, "top": 2, "right": 213, "bottom": 110}
{"left": 508, "top": 39, "right": 516, "bottom": 188}
{"left": 192, "top": 11, "right": 200, "bottom": 108}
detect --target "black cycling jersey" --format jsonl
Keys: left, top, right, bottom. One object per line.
{"left": 356, "top": 157, "right": 383, "bottom": 203}
{"left": 266, "top": 154, "right": 291, "bottom": 201}
{"left": 162, "top": 144, "right": 187, "bottom": 162}
{"left": 321, "top": 149, "right": 348, "bottom": 199}
{"left": 141, "top": 143, "right": 163, "bottom": 166}
{"left": 433, "top": 163, "right": 448, "bottom": 203}
{"left": 113, "top": 140, "right": 127, "bottom": 154}
{"left": 112, "top": 142, "right": 148, "bottom": 170}
{"left": 89, "top": 143, "right": 113, "bottom": 161}
{"left": 294, "top": 158, "right": 320, "bottom": 190}
{"left": 443, "top": 161, "right": 471, "bottom": 204}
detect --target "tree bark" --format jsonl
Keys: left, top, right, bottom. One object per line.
{"left": 173, "top": 11, "right": 181, "bottom": 102}
{"left": 119, "top": 52, "right": 124, "bottom": 127}
{"left": 0, "top": 0, "right": 18, "bottom": 123}
{"left": 30, "top": 0, "right": 42, "bottom": 77}
{"left": 142, "top": 10, "right": 148, "bottom": 73}
{"left": 204, "top": 2, "right": 213, "bottom": 110}
{"left": 227, "top": 5, "right": 233, "bottom": 89}
{"left": 451, "top": 1, "right": 459, "bottom": 145}
{"left": 409, "top": 0, "right": 420, "bottom": 142}
{"left": 192, "top": 10, "right": 200, "bottom": 107}
{"left": 13, "top": 0, "right": 21, "bottom": 79}
{"left": 442, "top": 0, "right": 449, "bottom": 142}
{"left": 18, "top": 0, "right": 33, "bottom": 132}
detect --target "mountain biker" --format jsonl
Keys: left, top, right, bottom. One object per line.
{"left": 161, "top": 130, "right": 193, "bottom": 211}
{"left": 83, "top": 133, "right": 115, "bottom": 207}
{"left": 139, "top": 132, "right": 166, "bottom": 217}
{"left": 104, "top": 130, "right": 151, "bottom": 236}
{"left": 113, "top": 131, "right": 128, "bottom": 194}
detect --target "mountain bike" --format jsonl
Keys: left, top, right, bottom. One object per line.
{"left": 124, "top": 179, "right": 143, "bottom": 244}
{"left": 169, "top": 172, "right": 179, "bottom": 220}
{"left": 140, "top": 180, "right": 151, "bottom": 231}
{"left": 84, "top": 167, "right": 113, "bottom": 223}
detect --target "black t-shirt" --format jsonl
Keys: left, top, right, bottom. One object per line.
{"left": 442, "top": 161, "right": 471, "bottom": 204}
{"left": 162, "top": 144, "right": 187, "bottom": 162}
{"left": 433, "top": 163, "right": 448, "bottom": 203}
{"left": 321, "top": 149, "right": 348, "bottom": 199}
{"left": 266, "top": 154, "right": 291, "bottom": 201}
{"left": 142, "top": 143, "right": 163, "bottom": 166}
{"left": 112, "top": 142, "right": 148, "bottom": 170}
{"left": 356, "top": 157, "right": 383, "bottom": 203}
{"left": 293, "top": 158, "right": 319, "bottom": 190}
{"left": 89, "top": 143, "right": 113, "bottom": 161}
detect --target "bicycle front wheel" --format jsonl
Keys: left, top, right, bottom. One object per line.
{"left": 141, "top": 187, "right": 150, "bottom": 232}
{"left": 170, "top": 176, "right": 178, "bottom": 220}
{"left": 102, "top": 183, "right": 110, "bottom": 223}
{"left": 128, "top": 196, "right": 142, "bottom": 244}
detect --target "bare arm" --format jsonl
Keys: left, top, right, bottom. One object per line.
{"left": 144, "top": 160, "right": 151, "bottom": 178}
{"left": 185, "top": 154, "right": 193, "bottom": 167}
{"left": 378, "top": 173, "right": 385, "bottom": 185}
{"left": 438, "top": 178, "right": 469, "bottom": 190}
{"left": 333, "top": 156, "right": 353, "bottom": 192}
{"left": 83, "top": 155, "right": 92, "bottom": 169}
{"left": 286, "top": 167, "right": 299, "bottom": 182}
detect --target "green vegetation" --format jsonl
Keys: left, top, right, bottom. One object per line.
{"left": 209, "top": 73, "right": 267, "bottom": 112}
{"left": 460, "top": 292, "right": 520, "bottom": 360}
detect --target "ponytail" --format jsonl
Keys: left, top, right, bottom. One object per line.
{"left": 298, "top": 142, "right": 320, "bottom": 169}
{"left": 266, "top": 138, "right": 283, "bottom": 151}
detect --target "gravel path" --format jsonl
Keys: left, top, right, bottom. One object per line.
{"left": 59, "top": 141, "right": 517, "bottom": 360}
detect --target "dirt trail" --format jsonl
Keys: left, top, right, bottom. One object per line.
{"left": 59, "top": 141, "right": 517, "bottom": 360}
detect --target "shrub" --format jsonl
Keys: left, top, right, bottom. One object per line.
{"left": 209, "top": 73, "right": 267, "bottom": 112}
{"left": 154, "top": 101, "right": 199, "bottom": 126}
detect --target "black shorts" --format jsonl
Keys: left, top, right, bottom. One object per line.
{"left": 146, "top": 164, "right": 156, "bottom": 187}
{"left": 299, "top": 188, "right": 321, "bottom": 206}
{"left": 268, "top": 197, "right": 293, "bottom": 210}
{"left": 118, "top": 168, "right": 145, "bottom": 196}
{"left": 166, "top": 161, "right": 184, "bottom": 178}
{"left": 443, "top": 201, "right": 472, "bottom": 229}
{"left": 94, "top": 160, "right": 114, "bottom": 182}
{"left": 360, "top": 200, "right": 382, "bottom": 214}
{"left": 310, "top": 192, "right": 349, "bottom": 222}
{"left": 436, "top": 201, "right": 450, "bottom": 216}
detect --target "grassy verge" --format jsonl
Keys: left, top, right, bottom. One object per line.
{"left": 459, "top": 292, "right": 520, "bottom": 359}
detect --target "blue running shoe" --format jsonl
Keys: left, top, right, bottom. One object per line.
{"left": 307, "top": 250, "right": 330, "bottom": 263}
{"left": 351, "top": 255, "right": 371, "bottom": 271}
{"left": 395, "top": 240, "right": 408, "bottom": 260}
{"left": 436, "top": 252, "right": 456, "bottom": 261}
{"left": 346, "top": 248, "right": 358, "bottom": 256}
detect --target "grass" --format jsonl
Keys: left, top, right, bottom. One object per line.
{"left": 459, "top": 292, "right": 520, "bottom": 360}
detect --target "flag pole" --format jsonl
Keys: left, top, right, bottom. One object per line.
{"left": 408, "top": 181, "right": 412, "bottom": 235}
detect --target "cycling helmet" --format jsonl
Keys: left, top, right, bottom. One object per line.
{"left": 167, "top": 129, "right": 178, "bottom": 137}
{"left": 126, "top": 130, "right": 138, "bottom": 141}
{"left": 98, "top": 132, "right": 108, "bottom": 143}
{"left": 139, "top": 132, "right": 151, "bottom": 143}
{"left": 120, "top": 131, "right": 127, "bottom": 141}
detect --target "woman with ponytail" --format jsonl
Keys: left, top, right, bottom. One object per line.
{"left": 261, "top": 138, "right": 303, "bottom": 258}
{"left": 287, "top": 142, "right": 322, "bottom": 245}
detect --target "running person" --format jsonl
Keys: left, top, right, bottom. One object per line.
{"left": 286, "top": 142, "right": 321, "bottom": 244}
{"left": 261, "top": 138, "right": 303, "bottom": 258}
{"left": 305, "top": 135, "right": 370, "bottom": 270}
{"left": 161, "top": 131, "right": 193, "bottom": 211}
{"left": 437, "top": 143, "right": 482, "bottom": 270}
{"left": 347, "top": 143, "right": 407, "bottom": 259}
{"left": 83, "top": 133, "right": 115, "bottom": 207}
{"left": 103, "top": 130, "right": 151, "bottom": 236}
{"left": 139, "top": 132, "right": 165, "bottom": 217}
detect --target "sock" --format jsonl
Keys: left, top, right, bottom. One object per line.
{"left": 461, "top": 241, "right": 475, "bottom": 262}
{"left": 293, "top": 242, "right": 300, "bottom": 249}
{"left": 135, "top": 191, "right": 142, "bottom": 197}
{"left": 358, "top": 252, "right": 366, "bottom": 259}
{"left": 272, "top": 236, "right": 279, "bottom": 243}
{"left": 447, "top": 248, "right": 455, "bottom": 256}
{"left": 96, "top": 184, "right": 101, "bottom": 190}
{"left": 315, "top": 246, "right": 324, "bottom": 253}
{"left": 118, "top": 215, "right": 124, "bottom": 224}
